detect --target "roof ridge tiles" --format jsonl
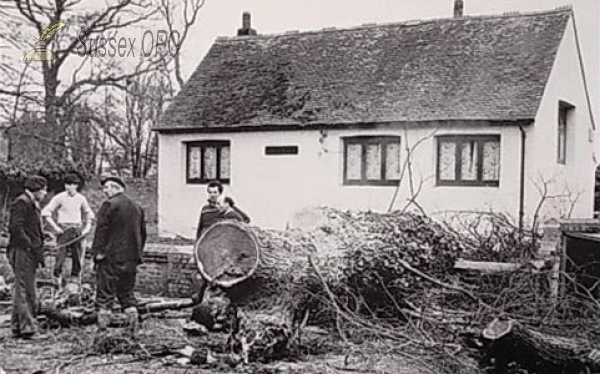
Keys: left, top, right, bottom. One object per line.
{"left": 215, "top": 6, "right": 572, "bottom": 43}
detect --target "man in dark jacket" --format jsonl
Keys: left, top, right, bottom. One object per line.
{"left": 216, "top": 195, "right": 245, "bottom": 223}
{"left": 91, "top": 177, "right": 146, "bottom": 333}
{"left": 195, "top": 181, "right": 224, "bottom": 241}
{"left": 8, "top": 175, "right": 47, "bottom": 339}
{"left": 224, "top": 196, "right": 251, "bottom": 223}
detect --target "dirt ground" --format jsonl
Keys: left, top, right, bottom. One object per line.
{"left": 0, "top": 312, "right": 442, "bottom": 374}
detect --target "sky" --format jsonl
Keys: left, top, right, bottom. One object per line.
{"left": 175, "top": 0, "right": 599, "bottom": 122}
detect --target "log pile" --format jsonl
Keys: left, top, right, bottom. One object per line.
{"left": 38, "top": 282, "right": 200, "bottom": 327}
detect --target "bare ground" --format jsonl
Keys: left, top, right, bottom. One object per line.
{"left": 0, "top": 313, "right": 442, "bottom": 374}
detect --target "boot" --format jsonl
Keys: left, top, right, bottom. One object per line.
{"left": 97, "top": 309, "right": 111, "bottom": 332}
{"left": 124, "top": 307, "right": 139, "bottom": 337}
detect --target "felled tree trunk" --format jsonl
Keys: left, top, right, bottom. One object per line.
{"left": 194, "top": 221, "right": 344, "bottom": 312}
{"left": 193, "top": 222, "right": 324, "bottom": 362}
{"left": 481, "top": 318, "right": 600, "bottom": 373}
{"left": 39, "top": 298, "right": 199, "bottom": 327}
{"left": 194, "top": 214, "right": 464, "bottom": 321}
{"left": 192, "top": 213, "right": 466, "bottom": 362}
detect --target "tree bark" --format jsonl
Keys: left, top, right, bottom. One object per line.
{"left": 43, "top": 61, "right": 64, "bottom": 159}
{"left": 194, "top": 221, "right": 346, "bottom": 312}
{"left": 481, "top": 318, "right": 600, "bottom": 373}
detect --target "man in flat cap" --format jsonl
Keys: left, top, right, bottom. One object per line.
{"left": 7, "top": 175, "right": 47, "bottom": 339}
{"left": 91, "top": 177, "right": 146, "bottom": 334}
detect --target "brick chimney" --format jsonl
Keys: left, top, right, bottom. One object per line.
{"left": 454, "top": 0, "right": 464, "bottom": 17}
{"left": 237, "top": 12, "right": 257, "bottom": 36}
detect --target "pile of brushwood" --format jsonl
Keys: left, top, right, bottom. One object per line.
{"left": 191, "top": 208, "right": 600, "bottom": 374}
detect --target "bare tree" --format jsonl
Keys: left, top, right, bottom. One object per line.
{"left": 388, "top": 128, "right": 438, "bottom": 213}
{"left": 0, "top": 0, "right": 161, "bottom": 159}
{"left": 529, "top": 173, "right": 583, "bottom": 249}
{"left": 86, "top": 71, "right": 171, "bottom": 177}
{"left": 158, "top": 0, "right": 205, "bottom": 89}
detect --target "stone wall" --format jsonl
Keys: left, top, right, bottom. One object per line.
{"left": 0, "top": 243, "right": 196, "bottom": 299}
{"left": 137, "top": 244, "right": 197, "bottom": 298}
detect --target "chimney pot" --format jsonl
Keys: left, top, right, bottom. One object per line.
{"left": 243, "top": 12, "right": 251, "bottom": 29}
{"left": 454, "top": 0, "right": 464, "bottom": 18}
{"left": 238, "top": 11, "right": 257, "bottom": 36}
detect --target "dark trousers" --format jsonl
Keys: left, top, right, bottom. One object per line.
{"left": 95, "top": 261, "right": 137, "bottom": 310}
{"left": 54, "top": 226, "right": 82, "bottom": 278}
{"left": 7, "top": 247, "right": 37, "bottom": 335}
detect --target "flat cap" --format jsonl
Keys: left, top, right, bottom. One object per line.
{"left": 101, "top": 176, "right": 126, "bottom": 189}
{"left": 24, "top": 175, "right": 47, "bottom": 192}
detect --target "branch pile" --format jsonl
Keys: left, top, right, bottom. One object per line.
{"left": 321, "top": 209, "right": 466, "bottom": 318}
{"left": 37, "top": 282, "right": 199, "bottom": 328}
{"left": 194, "top": 208, "right": 600, "bottom": 373}
{"left": 193, "top": 209, "right": 473, "bottom": 364}
{"left": 198, "top": 209, "right": 467, "bottom": 326}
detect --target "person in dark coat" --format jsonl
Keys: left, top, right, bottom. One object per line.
{"left": 91, "top": 177, "right": 146, "bottom": 332}
{"left": 7, "top": 175, "right": 47, "bottom": 339}
{"left": 195, "top": 181, "right": 224, "bottom": 241}
{"left": 216, "top": 195, "right": 245, "bottom": 223}
{"left": 190, "top": 194, "right": 245, "bottom": 305}
{"left": 224, "top": 196, "right": 251, "bottom": 224}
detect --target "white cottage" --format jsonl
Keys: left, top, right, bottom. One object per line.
{"left": 154, "top": 7, "right": 596, "bottom": 238}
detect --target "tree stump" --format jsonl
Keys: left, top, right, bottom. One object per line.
{"left": 482, "top": 318, "right": 600, "bottom": 373}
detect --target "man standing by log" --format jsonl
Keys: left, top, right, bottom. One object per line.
{"left": 192, "top": 189, "right": 245, "bottom": 307}
{"left": 42, "top": 173, "right": 94, "bottom": 287}
{"left": 91, "top": 177, "right": 146, "bottom": 334}
{"left": 7, "top": 175, "right": 47, "bottom": 339}
{"left": 195, "top": 181, "right": 224, "bottom": 241}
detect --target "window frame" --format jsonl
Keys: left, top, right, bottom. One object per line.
{"left": 557, "top": 101, "right": 574, "bottom": 165}
{"left": 435, "top": 134, "right": 500, "bottom": 187}
{"left": 185, "top": 140, "right": 231, "bottom": 184}
{"left": 342, "top": 136, "right": 401, "bottom": 186}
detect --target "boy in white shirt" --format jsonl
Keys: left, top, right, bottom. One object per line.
{"left": 42, "top": 173, "right": 94, "bottom": 284}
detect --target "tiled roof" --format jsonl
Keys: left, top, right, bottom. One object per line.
{"left": 156, "top": 9, "right": 571, "bottom": 131}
